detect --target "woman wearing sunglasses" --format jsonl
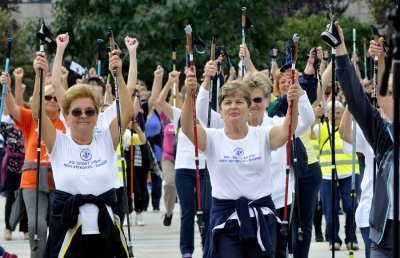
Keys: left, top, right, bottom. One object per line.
{"left": 0, "top": 52, "right": 66, "bottom": 258}
{"left": 37, "top": 49, "right": 135, "bottom": 257}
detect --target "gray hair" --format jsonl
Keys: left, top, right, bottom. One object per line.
{"left": 327, "top": 101, "right": 345, "bottom": 112}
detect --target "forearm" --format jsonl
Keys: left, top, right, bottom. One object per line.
{"left": 336, "top": 54, "right": 383, "bottom": 148}
{"left": 31, "top": 74, "right": 41, "bottom": 120}
{"left": 135, "top": 126, "right": 146, "bottom": 144}
{"left": 244, "top": 56, "right": 256, "bottom": 73}
{"left": 127, "top": 51, "right": 137, "bottom": 96}
{"left": 295, "top": 93, "right": 314, "bottom": 136}
{"left": 14, "top": 78, "right": 24, "bottom": 107}
{"left": 158, "top": 80, "right": 172, "bottom": 110}
{"left": 196, "top": 86, "right": 210, "bottom": 126}
{"left": 117, "top": 72, "right": 134, "bottom": 123}
{"left": 149, "top": 76, "right": 162, "bottom": 111}
{"left": 52, "top": 49, "right": 66, "bottom": 105}
{"left": 181, "top": 93, "right": 194, "bottom": 142}
{"left": 339, "top": 107, "right": 353, "bottom": 144}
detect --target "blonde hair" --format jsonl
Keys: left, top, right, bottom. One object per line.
{"left": 243, "top": 71, "right": 272, "bottom": 99}
{"left": 218, "top": 80, "right": 251, "bottom": 109}
{"left": 44, "top": 84, "right": 54, "bottom": 96}
{"left": 62, "top": 84, "right": 101, "bottom": 115}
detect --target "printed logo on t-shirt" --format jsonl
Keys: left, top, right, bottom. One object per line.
{"left": 233, "top": 148, "right": 244, "bottom": 157}
{"left": 80, "top": 149, "right": 92, "bottom": 161}
{"left": 219, "top": 149, "right": 262, "bottom": 164}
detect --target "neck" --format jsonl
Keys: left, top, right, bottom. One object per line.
{"left": 224, "top": 123, "right": 248, "bottom": 140}
{"left": 248, "top": 115, "right": 264, "bottom": 127}
{"left": 71, "top": 132, "right": 93, "bottom": 145}
{"left": 45, "top": 110, "right": 60, "bottom": 120}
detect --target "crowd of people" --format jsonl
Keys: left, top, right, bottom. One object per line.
{"left": 0, "top": 19, "right": 397, "bottom": 258}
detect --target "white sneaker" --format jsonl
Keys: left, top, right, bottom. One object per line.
{"left": 123, "top": 214, "right": 133, "bottom": 227}
{"left": 136, "top": 213, "right": 145, "bottom": 226}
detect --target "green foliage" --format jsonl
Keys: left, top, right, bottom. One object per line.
{"left": 271, "top": 9, "right": 372, "bottom": 74}
{"left": 369, "top": 0, "right": 396, "bottom": 24}
{"left": 0, "top": 10, "right": 37, "bottom": 100}
{"left": 51, "top": 0, "right": 376, "bottom": 86}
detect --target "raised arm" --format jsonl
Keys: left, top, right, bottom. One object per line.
{"left": 181, "top": 70, "right": 207, "bottom": 152}
{"left": 108, "top": 50, "right": 135, "bottom": 149}
{"left": 269, "top": 82, "right": 300, "bottom": 149}
{"left": 196, "top": 60, "right": 223, "bottom": 127}
{"left": 61, "top": 66, "right": 69, "bottom": 90}
{"left": 31, "top": 52, "right": 50, "bottom": 120}
{"left": 0, "top": 72, "right": 20, "bottom": 121}
{"left": 239, "top": 44, "right": 256, "bottom": 73}
{"left": 339, "top": 105, "right": 353, "bottom": 144}
{"left": 32, "top": 52, "right": 57, "bottom": 153}
{"left": 125, "top": 36, "right": 139, "bottom": 96}
{"left": 46, "top": 33, "right": 69, "bottom": 120}
{"left": 148, "top": 65, "right": 164, "bottom": 114}
{"left": 13, "top": 68, "right": 26, "bottom": 107}
{"left": 156, "top": 70, "right": 180, "bottom": 120}
{"left": 369, "top": 37, "right": 391, "bottom": 120}
{"left": 132, "top": 117, "right": 146, "bottom": 144}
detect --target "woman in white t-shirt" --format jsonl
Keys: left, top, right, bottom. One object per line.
{"left": 39, "top": 50, "right": 135, "bottom": 258}
{"left": 181, "top": 72, "right": 300, "bottom": 258}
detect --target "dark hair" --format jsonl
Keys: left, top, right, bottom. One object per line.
{"left": 218, "top": 81, "right": 251, "bottom": 109}
{"left": 82, "top": 77, "right": 106, "bottom": 95}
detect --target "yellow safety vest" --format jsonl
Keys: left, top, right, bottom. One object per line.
{"left": 319, "top": 123, "right": 359, "bottom": 177}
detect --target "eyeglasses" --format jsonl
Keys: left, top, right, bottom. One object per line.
{"left": 44, "top": 95, "right": 57, "bottom": 102}
{"left": 252, "top": 97, "right": 263, "bottom": 104}
{"left": 69, "top": 108, "right": 97, "bottom": 118}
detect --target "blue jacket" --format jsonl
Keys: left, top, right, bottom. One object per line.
{"left": 336, "top": 54, "right": 394, "bottom": 244}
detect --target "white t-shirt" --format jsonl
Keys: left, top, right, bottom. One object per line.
{"left": 172, "top": 107, "right": 206, "bottom": 169}
{"left": 205, "top": 126, "right": 273, "bottom": 200}
{"left": 61, "top": 101, "right": 122, "bottom": 188}
{"left": 345, "top": 124, "right": 374, "bottom": 228}
{"left": 50, "top": 129, "right": 117, "bottom": 234}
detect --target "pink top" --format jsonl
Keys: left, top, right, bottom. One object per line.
{"left": 162, "top": 122, "right": 175, "bottom": 161}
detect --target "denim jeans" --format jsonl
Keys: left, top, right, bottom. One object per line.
{"left": 175, "top": 168, "right": 211, "bottom": 255}
{"left": 360, "top": 227, "right": 371, "bottom": 258}
{"left": 291, "top": 162, "right": 322, "bottom": 258}
{"left": 321, "top": 175, "right": 360, "bottom": 246}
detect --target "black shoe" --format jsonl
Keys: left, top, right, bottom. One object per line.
{"left": 315, "top": 232, "right": 324, "bottom": 242}
{"left": 163, "top": 214, "right": 172, "bottom": 226}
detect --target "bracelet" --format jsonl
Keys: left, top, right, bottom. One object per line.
{"left": 5, "top": 89, "right": 12, "bottom": 94}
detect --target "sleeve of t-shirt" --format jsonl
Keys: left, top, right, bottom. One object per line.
{"left": 101, "top": 101, "right": 117, "bottom": 127}
{"left": 204, "top": 128, "right": 215, "bottom": 156}
{"left": 172, "top": 107, "right": 182, "bottom": 130}
{"left": 14, "top": 107, "right": 33, "bottom": 136}
{"left": 263, "top": 126, "right": 272, "bottom": 151}
{"left": 49, "top": 130, "right": 65, "bottom": 157}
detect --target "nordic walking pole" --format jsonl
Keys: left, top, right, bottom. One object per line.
{"left": 281, "top": 33, "right": 299, "bottom": 237}
{"left": 108, "top": 27, "right": 134, "bottom": 258}
{"left": 348, "top": 28, "right": 358, "bottom": 258}
{"left": 0, "top": 37, "right": 13, "bottom": 122}
{"left": 184, "top": 24, "right": 204, "bottom": 235}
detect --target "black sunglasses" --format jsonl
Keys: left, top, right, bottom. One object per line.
{"left": 252, "top": 97, "right": 263, "bottom": 104}
{"left": 44, "top": 95, "right": 57, "bottom": 102}
{"left": 69, "top": 108, "right": 97, "bottom": 118}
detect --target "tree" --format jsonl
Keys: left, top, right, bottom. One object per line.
{"left": 50, "top": 0, "right": 374, "bottom": 86}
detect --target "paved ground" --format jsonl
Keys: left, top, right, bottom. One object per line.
{"left": 0, "top": 195, "right": 365, "bottom": 258}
